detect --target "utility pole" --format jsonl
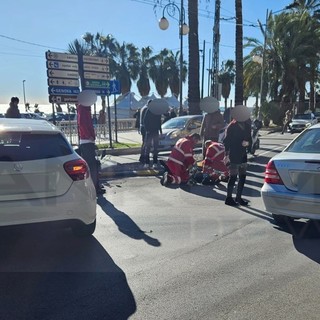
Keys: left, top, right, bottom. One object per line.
{"left": 211, "top": 0, "right": 220, "bottom": 99}
{"left": 200, "top": 40, "right": 206, "bottom": 99}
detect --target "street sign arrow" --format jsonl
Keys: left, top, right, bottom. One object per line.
{"left": 83, "top": 63, "right": 109, "bottom": 72}
{"left": 84, "top": 72, "right": 111, "bottom": 80}
{"left": 49, "top": 95, "right": 78, "bottom": 103}
{"left": 48, "top": 78, "right": 79, "bottom": 87}
{"left": 46, "top": 51, "right": 78, "bottom": 63}
{"left": 47, "top": 69, "right": 79, "bottom": 79}
{"left": 46, "top": 61, "right": 78, "bottom": 71}
{"left": 83, "top": 56, "right": 109, "bottom": 64}
{"left": 48, "top": 86, "right": 80, "bottom": 95}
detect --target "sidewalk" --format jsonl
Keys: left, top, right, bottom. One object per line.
{"left": 99, "top": 126, "right": 281, "bottom": 179}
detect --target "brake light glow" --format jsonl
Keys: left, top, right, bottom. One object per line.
{"left": 264, "top": 160, "right": 284, "bottom": 185}
{"left": 64, "top": 159, "right": 89, "bottom": 181}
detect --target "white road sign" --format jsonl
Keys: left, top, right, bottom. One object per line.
{"left": 47, "top": 61, "right": 79, "bottom": 71}
{"left": 47, "top": 69, "right": 79, "bottom": 79}
{"left": 48, "top": 78, "right": 79, "bottom": 87}
{"left": 46, "top": 51, "right": 78, "bottom": 63}
{"left": 83, "top": 63, "right": 109, "bottom": 72}
{"left": 83, "top": 56, "right": 109, "bottom": 64}
{"left": 84, "top": 72, "right": 111, "bottom": 80}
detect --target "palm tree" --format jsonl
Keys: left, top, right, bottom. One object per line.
{"left": 218, "top": 60, "right": 235, "bottom": 109}
{"left": 136, "top": 46, "right": 153, "bottom": 98}
{"left": 166, "top": 51, "right": 187, "bottom": 98}
{"left": 235, "top": 0, "right": 244, "bottom": 106}
{"left": 149, "top": 49, "right": 171, "bottom": 97}
{"left": 113, "top": 42, "right": 140, "bottom": 95}
{"left": 187, "top": 0, "right": 201, "bottom": 115}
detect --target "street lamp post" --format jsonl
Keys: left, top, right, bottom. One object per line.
{"left": 22, "top": 80, "right": 26, "bottom": 106}
{"left": 159, "top": 0, "right": 189, "bottom": 116}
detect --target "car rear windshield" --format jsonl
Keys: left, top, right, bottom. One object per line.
{"left": 0, "top": 132, "right": 73, "bottom": 161}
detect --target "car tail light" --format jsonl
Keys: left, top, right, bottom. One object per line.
{"left": 264, "top": 160, "right": 283, "bottom": 185}
{"left": 64, "top": 159, "right": 89, "bottom": 181}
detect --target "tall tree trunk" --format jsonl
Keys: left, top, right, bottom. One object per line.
{"left": 235, "top": 0, "right": 244, "bottom": 106}
{"left": 187, "top": 0, "right": 201, "bottom": 115}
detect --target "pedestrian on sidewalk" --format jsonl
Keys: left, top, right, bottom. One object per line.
{"left": 223, "top": 105, "right": 252, "bottom": 206}
{"left": 5, "top": 97, "right": 21, "bottom": 118}
{"left": 281, "top": 109, "right": 293, "bottom": 134}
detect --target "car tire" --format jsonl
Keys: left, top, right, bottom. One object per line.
{"left": 72, "top": 219, "right": 96, "bottom": 237}
{"left": 272, "top": 214, "right": 288, "bottom": 225}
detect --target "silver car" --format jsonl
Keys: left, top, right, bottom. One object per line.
{"left": 158, "top": 115, "right": 203, "bottom": 151}
{"left": 261, "top": 123, "right": 320, "bottom": 224}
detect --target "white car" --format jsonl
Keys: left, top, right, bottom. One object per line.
{"left": 288, "top": 113, "right": 317, "bottom": 133}
{"left": 0, "top": 118, "right": 96, "bottom": 236}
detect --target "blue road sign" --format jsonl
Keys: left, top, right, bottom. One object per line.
{"left": 48, "top": 86, "right": 80, "bottom": 95}
{"left": 107, "top": 80, "right": 121, "bottom": 95}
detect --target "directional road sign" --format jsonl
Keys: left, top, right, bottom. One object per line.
{"left": 84, "top": 79, "right": 109, "bottom": 88}
{"left": 49, "top": 95, "right": 78, "bottom": 103}
{"left": 47, "top": 69, "right": 79, "bottom": 79}
{"left": 84, "top": 72, "right": 111, "bottom": 80}
{"left": 48, "top": 78, "right": 79, "bottom": 87}
{"left": 48, "top": 86, "right": 80, "bottom": 95}
{"left": 83, "top": 63, "right": 109, "bottom": 72}
{"left": 83, "top": 56, "right": 109, "bottom": 64}
{"left": 47, "top": 61, "right": 78, "bottom": 71}
{"left": 46, "top": 51, "right": 78, "bottom": 63}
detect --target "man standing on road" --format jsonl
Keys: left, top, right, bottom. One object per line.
{"left": 77, "top": 91, "right": 105, "bottom": 195}
{"left": 161, "top": 133, "right": 201, "bottom": 186}
{"left": 142, "top": 103, "right": 162, "bottom": 169}
{"left": 200, "top": 109, "right": 224, "bottom": 158}
{"left": 139, "top": 100, "right": 151, "bottom": 164}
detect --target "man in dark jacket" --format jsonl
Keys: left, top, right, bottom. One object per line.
{"left": 5, "top": 97, "right": 21, "bottom": 118}
{"left": 142, "top": 104, "right": 162, "bottom": 168}
{"left": 223, "top": 105, "right": 252, "bottom": 206}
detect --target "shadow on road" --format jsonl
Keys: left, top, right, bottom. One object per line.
{"left": 97, "top": 196, "right": 161, "bottom": 247}
{"left": 0, "top": 224, "right": 136, "bottom": 320}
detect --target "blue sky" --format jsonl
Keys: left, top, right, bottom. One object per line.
{"left": 0, "top": 0, "right": 294, "bottom": 107}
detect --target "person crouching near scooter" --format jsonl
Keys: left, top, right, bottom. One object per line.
{"left": 161, "top": 133, "right": 201, "bottom": 186}
{"left": 202, "top": 140, "right": 229, "bottom": 183}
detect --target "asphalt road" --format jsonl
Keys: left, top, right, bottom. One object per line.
{"left": 0, "top": 132, "right": 319, "bottom": 320}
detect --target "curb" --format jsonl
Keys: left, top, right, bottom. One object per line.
{"left": 97, "top": 147, "right": 141, "bottom": 157}
{"left": 100, "top": 168, "right": 164, "bottom": 179}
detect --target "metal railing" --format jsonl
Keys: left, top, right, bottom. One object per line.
{"left": 56, "top": 118, "right": 136, "bottom": 145}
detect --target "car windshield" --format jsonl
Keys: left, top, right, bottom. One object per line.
{"left": 285, "top": 128, "right": 320, "bottom": 153}
{"left": 162, "top": 117, "right": 189, "bottom": 129}
{"left": 293, "top": 114, "right": 311, "bottom": 120}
